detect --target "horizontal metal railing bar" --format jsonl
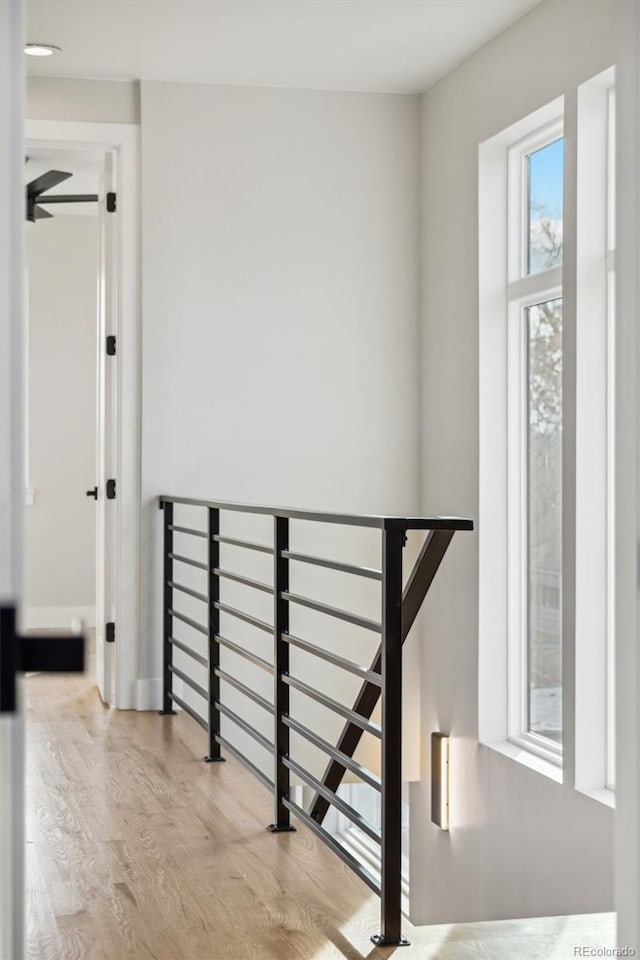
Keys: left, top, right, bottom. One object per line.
{"left": 216, "top": 633, "right": 273, "bottom": 673}
{"left": 169, "top": 692, "right": 208, "bottom": 730}
{"left": 168, "top": 636, "right": 208, "bottom": 667}
{"left": 282, "top": 632, "right": 382, "bottom": 686}
{"left": 283, "top": 797, "right": 380, "bottom": 894}
{"left": 168, "top": 552, "right": 208, "bottom": 571}
{"left": 283, "top": 675, "right": 382, "bottom": 738}
{"left": 214, "top": 666, "right": 275, "bottom": 715}
{"left": 169, "top": 609, "right": 208, "bottom": 636}
{"left": 214, "top": 568, "right": 274, "bottom": 595}
{"left": 215, "top": 700, "right": 274, "bottom": 752}
{"left": 215, "top": 733, "right": 274, "bottom": 792}
{"left": 282, "top": 550, "right": 382, "bottom": 581}
{"left": 169, "top": 581, "right": 208, "bottom": 603}
{"left": 283, "top": 715, "right": 381, "bottom": 791}
{"left": 213, "top": 535, "right": 274, "bottom": 555}
{"left": 169, "top": 663, "right": 208, "bottom": 701}
{"left": 160, "top": 495, "right": 473, "bottom": 532}
{"left": 282, "top": 593, "right": 380, "bottom": 633}
{"left": 215, "top": 601, "right": 272, "bottom": 634}
{"left": 283, "top": 756, "right": 381, "bottom": 845}
{"left": 169, "top": 524, "right": 208, "bottom": 539}
{"left": 37, "top": 194, "right": 99, "bottom": 204}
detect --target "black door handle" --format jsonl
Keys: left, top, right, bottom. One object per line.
{"left": 86, "top": 486, "right": 98, "bottom": 499}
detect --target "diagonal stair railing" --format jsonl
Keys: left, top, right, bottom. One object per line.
{"left": 158, "top": 495, "right": 472, "bottom": 947}
{"left": 308, "top": 528, "right": 457, "bottom": 828}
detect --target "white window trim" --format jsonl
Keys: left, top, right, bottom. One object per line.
{"left": 485, "top": 737, "right": 563, "bottom": 783}
{"left": 478, "top": 95, "right": 565, "bottom": 781}
{"left": 574, "top": 67, "right": 617, "bottom": 804}
{"left": 480, "top": 71, "right": 617, "bottom": 805}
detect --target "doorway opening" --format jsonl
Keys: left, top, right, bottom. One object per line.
{"left": 23, "top": 117, "right": 140, "bottom": 711}
{"left": 23, "top": 143, "right": 116, "bottom": 703}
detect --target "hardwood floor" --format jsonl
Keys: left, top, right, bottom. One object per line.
{"left": 25, "top": 671, "right": 615, "bottom": 960}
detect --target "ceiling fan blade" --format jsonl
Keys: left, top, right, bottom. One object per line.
{"left": 33, "top": 205, "right": 53, "bottom": 220}
{"left": 27, "top": 169, "right": 72, "bottom": 198}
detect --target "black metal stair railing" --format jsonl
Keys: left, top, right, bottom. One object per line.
{"left": 158, "top": 494, "right": 473, "bottom": 947}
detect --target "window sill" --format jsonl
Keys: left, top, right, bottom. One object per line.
{"left": 482, "top": 738, "right": 563, "bottom": 784}
{"left": 575, "top": 785, "right": 616, "bottom": 809}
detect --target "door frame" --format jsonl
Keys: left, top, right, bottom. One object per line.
{"left": 25, "top": 118, "right": 140, "bottom": 710}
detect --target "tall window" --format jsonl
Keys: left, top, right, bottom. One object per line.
{"left": 507, "top": 121, "right": 564, "bottom": 761}
{"left": 479, "top": 83, "right": 616, "bottom": 792}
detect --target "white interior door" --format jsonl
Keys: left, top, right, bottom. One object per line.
{"left": 0, "top": 2, "right": 25, "bottom": 957}
{"left": 95, "top": 152, "right": 118, "bottom": 705}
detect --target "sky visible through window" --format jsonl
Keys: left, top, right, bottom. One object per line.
{"left": 528, "top": 137, "right": 564, "bottom": 275}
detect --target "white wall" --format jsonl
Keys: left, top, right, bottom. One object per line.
{"left": 27, "top": 76, "right": 139, "bottom": 124}
{"left": 139, "top": 81, "right": 422, "bottom": 776}
{"left": 24, "top": 214, "right": 97, "bottom": 625}
{"left": 414, "top": 0, "right": 636, "bottom": 928}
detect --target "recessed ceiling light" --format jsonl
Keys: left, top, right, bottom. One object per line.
{"left": 24, "top": 43, "right": 61, "bottom": 57}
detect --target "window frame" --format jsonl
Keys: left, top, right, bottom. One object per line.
{"left": 604, "top": 85, "right": 616, "bottom": 793}
{"left": 480, "top": 74, "right": 618, "bottom": 803}
{"left": 507, "top": 119, "right": 564, "bottom": 288}
{"left": 506, "top": 124, "right": 564, "bottom": 765}
{"left": 478, "top": 94, "right": 566, "bottom": 781}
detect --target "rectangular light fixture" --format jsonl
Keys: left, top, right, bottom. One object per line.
{"left": 431, "top": 732, "right": 450, "bottom": 831}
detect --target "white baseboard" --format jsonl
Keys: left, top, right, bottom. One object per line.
{"left": 136, "top": 677, "right": 163, "bottom": 711}
{"left": 23, "top": 605, "right": 96, "bottom": 630}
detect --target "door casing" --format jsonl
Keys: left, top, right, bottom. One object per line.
{"left": 25, "top": 118, "right": 140, "bottom": 709}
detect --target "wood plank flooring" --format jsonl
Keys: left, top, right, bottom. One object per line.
{"left": 25, "top": 670, "right": 615, "bottom": 960}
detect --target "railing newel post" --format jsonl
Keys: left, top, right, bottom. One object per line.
{"left": 372, "top": 525, "right": 409, "bottom": 948}
{"left": 204, "top": 507, "right": 225, "bottom": 762}
{"left": 268, "top": 514, "right": 296, "bottom": 833}
{"left": 158, "top": 501, "right": 177, "bottom": 715}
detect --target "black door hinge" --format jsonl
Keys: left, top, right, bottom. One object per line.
{"left": 106, "top": 335, "right": 116, "bottom": 356}
{"left": 1, "top": 605, "right": 85, "bottom": 713}
{"left": 106, "top": 192, "right": 116, "bottom": 213}
{"left": 106, "top": 478, "right": 116, "bottom": 500}
{"left": 106, "top": 622, "right": 115, "bottom": 644}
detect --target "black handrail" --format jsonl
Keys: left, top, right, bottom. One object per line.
{"left": 158, "top": 494, "right": 473, "bottom": 947}
{"left": 159, "top": 494, "right": 473, "bottom": 532}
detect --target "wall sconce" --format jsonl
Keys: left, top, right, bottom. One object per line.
{"left": 431, "top": 732, "right": 450, "bottom": 831}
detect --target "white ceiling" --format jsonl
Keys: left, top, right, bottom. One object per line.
{"left": 27, "top": 0, "right": 539, "bottom": 94}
